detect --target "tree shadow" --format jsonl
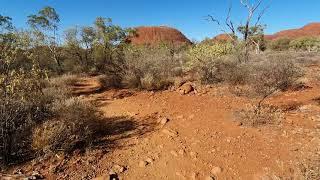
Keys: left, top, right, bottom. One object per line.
{"left": 91, "top": 115, "right": 158, "bottom": 150}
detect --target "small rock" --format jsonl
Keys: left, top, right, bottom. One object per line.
{"left": 211, "top": 166, "right": 222, "bottom": 175}
{"left": 178, "top": 82, "right": 194, "bottom": 95}
{"left": 145, "top": 158, "right": 153, "bottom": 164}
{"left": 170, "top": 150, "right": 178, "bottom": 157}
{"left": 112, "top": 164, "right": 126, "bottom": 173}
{"left": 236, "top": 121, "right": 243, "bottom": 126}
{"left": 178, "top": 149, "right": 185, "bottom": 155}
{"left": 159, "top": 118, "right": 169, "bottom": 125}
{"left": 205, "top": 176, "right": 215, "bottom": 180}
{"left": 31, "top": 171, "right": 44, "bottom": 179}
{"left": 13, "top": 169, "right": 24, "bottom": 175}
{"left": 162, "top": 129, "right": 178, "bottom": 137}
{"left": 139, "top": 160, "right": 148, "bottom": 167}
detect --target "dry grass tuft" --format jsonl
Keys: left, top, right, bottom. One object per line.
{"left": 32, "top": 97, "right": 101, "bottom": 154}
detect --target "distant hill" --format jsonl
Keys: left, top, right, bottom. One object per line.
{"left": 265, "top": 23, "right": 320, "bottom": 40}
{"left": 212, "top": 34, "right": 233, "bottom": 41}
{"left": 126, "top": 26, "right": 192, "bottom": 46}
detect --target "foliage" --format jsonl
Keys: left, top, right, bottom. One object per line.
{"left": 186, "top": 42, "right": 232, "bottom": 83}
{"left": 0, "top": 17, "right": 50, "bottom": 165}
{"left": 268, "top": 38, "right": 291, "bottom": 51}
{"left": 290, "top": 37, "right": 320, "bottom": 52}
{"left": 28, "top": 6, "right": 62, "bottom": 74}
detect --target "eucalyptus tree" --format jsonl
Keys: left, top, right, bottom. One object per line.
{"left": 92, "top": 17, "right": 130, "bottom": 76}
{"left": 63, "top": 26, "right": 96, "bottom": 71}
{"left": 27, "top": 6, "right": 62, "bottom": 74}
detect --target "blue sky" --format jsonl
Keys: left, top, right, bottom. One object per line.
{"left": 1, "top": 0, "right": 319, "bottom": 41}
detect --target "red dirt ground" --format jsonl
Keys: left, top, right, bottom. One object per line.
{"left": 1, "top": 20, "right": 320, "bottom": 179}
{"left": 5, "top": 63, "right": 320, "bottom": 179}
{"left": 126, "top": 26, "right": 192, "bottom": 46}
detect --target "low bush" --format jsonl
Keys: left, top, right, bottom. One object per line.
{"left": 267, "top": 38, "right": 291, "bottom": 51}
{"left": 32, "top": 97, "right": 101, "bottom": 154}
{"left": 290, "top": 37, "right": 320, "bottom": 52}
{"left": 249, "top": 54, "right": 304, "bottom": 98}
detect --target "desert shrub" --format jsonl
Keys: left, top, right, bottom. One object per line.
{"left": 268, "top": 38, "right": 291, "bottom": 51}
{"left": 249, "top": 55, "right": 304, "bottom": 99}
{"left": 0, "top": 24, "right": 52, "bottom": 164}
{"left": 290, "top": 37, "right": 320, "bottom": 52}
{"left": 32, "top": 97, "right": 100, "bottom": 154}
{"left": 123, "top": 45, "right": 184, "bottom": 90}
{"left": 49, "top": 74, "right": 80, "bottom": 87}
{"left": 234, "top": 54, "right": 303, "bottom": 127}
{"left": 186, "top": 42, "right": 233, "bottom": 83}
{"left": 237, "top": 104, "right": 284, "bottom": 127}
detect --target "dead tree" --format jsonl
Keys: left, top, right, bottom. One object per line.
{"left": 206, "top": 0, "right": 270, "bottom": 62}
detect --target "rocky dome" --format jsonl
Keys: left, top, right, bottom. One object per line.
{"left": 265, "top": 23, "right": 320, "bottom": 40}
{"left": 212, "top": 34, "right": 233, "bottom": 41}
{"left": 126, "top": 26, "right": 192, "bottom": 46}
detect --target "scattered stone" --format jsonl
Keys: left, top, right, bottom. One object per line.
{"left": 139, "top": 160, "right": 148, "bottom": 167}
{"left": 162, "top": 129, "right": 178, "bottom": 137}
{"left": 211, "top": 166, "right": 222, "bottom": 175}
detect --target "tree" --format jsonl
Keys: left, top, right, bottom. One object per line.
{"left": 238, "top": 25, "right": 266, "bottom": 54}
{"left": 206, "top": 0, "right": 270, "bottom": 62}
{"left": 63, "top": 26, "right": 97, "bottom": 71}
{"left": 92, "top": 17, "right": 129, "bottom": 74}
{"left": 27, "top": 6, "right": 62, "bottom": 74}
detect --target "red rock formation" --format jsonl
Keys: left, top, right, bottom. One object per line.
{"left": 265, "top": 23, "right": 320, "bottom": 40}
{"left": 212, "top": 34, "right": 233, "bottom": 41}
{"left": 127, "top": 26, "right": 192, "bottom": 46}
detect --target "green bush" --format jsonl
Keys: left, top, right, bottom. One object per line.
{"left": 290, "top": 37, "right": 320, "bottom": 52}
{"left": 268, "top": 38, "right": 291, "bottom": 51}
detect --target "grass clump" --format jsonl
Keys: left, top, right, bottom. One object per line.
{"left": 32, "top": 97, "right": 100, "bottom": 154}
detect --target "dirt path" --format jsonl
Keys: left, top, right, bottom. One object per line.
{"left": 65, "top": 77, "right": 319, "bottom": 179}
